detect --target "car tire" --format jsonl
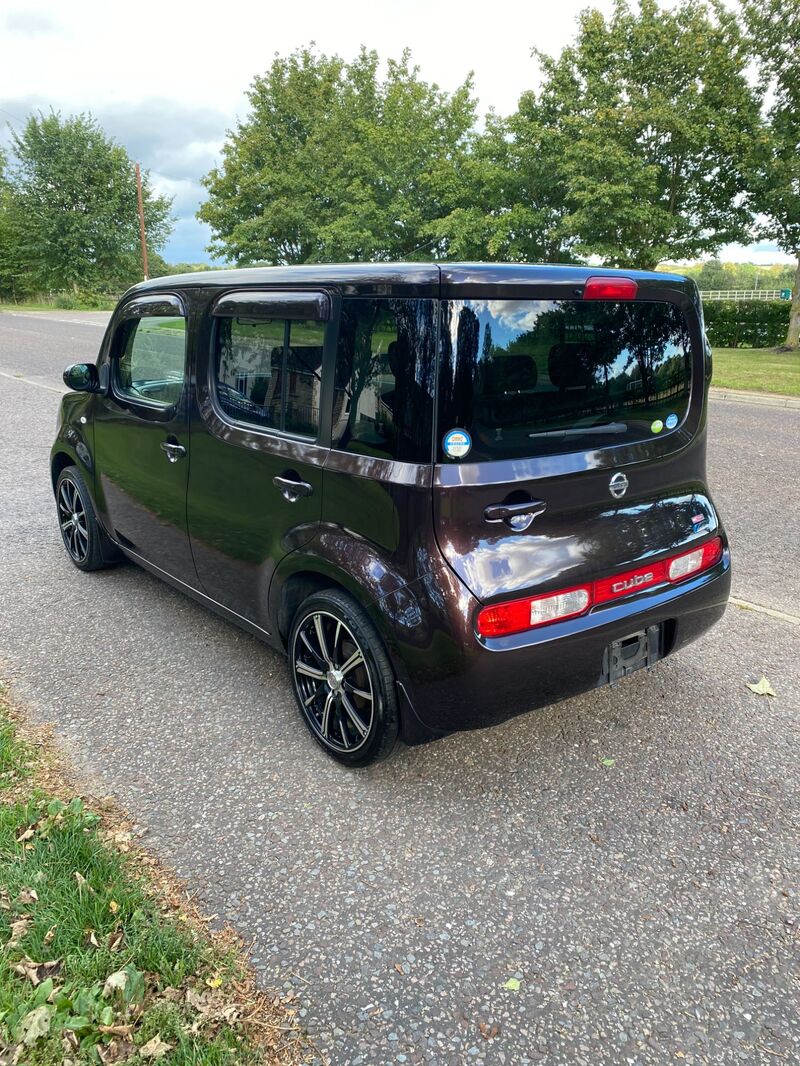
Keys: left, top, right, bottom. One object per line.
{"left": 288, "top": 588, "right": 399, "bottom": 767}
{"left": 55, "top": 466, "right": 118, "bottom": 572}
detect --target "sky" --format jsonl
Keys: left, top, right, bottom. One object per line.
{"left": 0, "top": 0, "right": 791, "bottom": 266}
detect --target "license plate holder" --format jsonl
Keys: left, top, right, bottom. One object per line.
{"left": 602, "top": 624, "right": 663, "bottom": 687}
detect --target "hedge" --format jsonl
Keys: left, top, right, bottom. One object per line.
{"left": 702, "top": 300, "right": 790, "bottom": 348}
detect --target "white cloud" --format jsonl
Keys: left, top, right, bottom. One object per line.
{"left": 717, "top": 242, "right": 796, "bottom": 265}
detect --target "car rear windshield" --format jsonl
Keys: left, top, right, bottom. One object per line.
{"left": 437, "top": 299, "right": 693, "bottom": 462}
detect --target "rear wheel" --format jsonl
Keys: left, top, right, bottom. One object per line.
{"left": 55, "top": 466, "right": 117, "bottom": 572}
{"left": 288, "top": 589, "right": 399, "bottom": 767}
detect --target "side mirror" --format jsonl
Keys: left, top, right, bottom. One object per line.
{"left": 63, "top": 363, "right": 99, "bottom": 392}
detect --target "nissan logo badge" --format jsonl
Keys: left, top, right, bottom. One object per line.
{"left": 609, "top": 472, "right": 629, "bottom": 499}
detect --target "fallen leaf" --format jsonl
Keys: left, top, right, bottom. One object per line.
{"left": 17, "top": 889, "right": 38, "bottom": 905}
{"left": 86, "top": 929, "right": 100, "bottom": 948}
{"left": 97, "top": 1037, "right": 135, "bottom": 1063}
{"left": 73, "top": 872, "right": 94, "bottom": 895}
{"left": 205, "top": 975, "right": 222, "bottom": 989}
{"left": 103, "top": 970, "right": 128, "bottom": 997}
{"left": 0, "top": 1043, "right": 23, "bottom": 1065}
{"left": 7, "top": 917, "right": 31, "bottom": 948}
{"left": 109, "top": 900, "right": 119, "bottom": 915}
{"left": 186, "top": 989, "right": 209, "bottom": 1013}
{"left": 97, "top": 1025, "right": 133, "bottom": 1039}
{"left": 746, "top": 676, "right": 776, "bottom": 697}
{"left": 599, "top": 757, "right": 616, "bottom": 768}
{"left": 107, "top": 929, "right": 125, "bottom": 953}
{"left": 16, "top": 828, "right": 35, "bottom": 843}
{"left": 43, "top": 926, "right": 56, "bottom": 945}
{"left": 139, "top": 1034, "right": 172, "bottom": 1059}
{"left": 18, "top": 1005, "right": 52, "bottom": 1046}
{"left": 13, "top": 957, "right": 62, "bottom": 986}
{"left": 478, "top": 1021, "right": 500, "bottom": 1040}
{"left": 393, "top": 963, "right": 403, "bottom": 974}
{"left": 504, "top": 978, "right": 521, "bottom": 991}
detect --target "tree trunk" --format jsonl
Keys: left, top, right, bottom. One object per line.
{"left": 786, "top": 256, "right": 800, "bottom": 349}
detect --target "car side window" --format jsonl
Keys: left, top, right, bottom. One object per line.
{"left": 332, "top": 298, "right": 436, "bottom": 463}
{"left": 116, "top": 316, "right": 186, "bottom": 407}
{"left": 215, "top": 317, "right": 324, "bottom": 437}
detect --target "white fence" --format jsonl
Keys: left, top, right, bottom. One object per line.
{"left": 700, "top": 289, "right": 787, "bottom": 302}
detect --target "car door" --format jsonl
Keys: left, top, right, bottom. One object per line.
{"left": 187, "top": 289, "right": 331, "bottom": 630}
{"left": 93, "top": 292, "right": 197, "bottom": 585}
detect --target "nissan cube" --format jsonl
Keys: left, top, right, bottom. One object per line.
{"left": 52, "top": 263, "right": 731, "bottom": 766}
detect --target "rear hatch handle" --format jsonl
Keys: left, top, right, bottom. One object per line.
{"left": 484, "top": 499, "right": 547, "bottom": 532}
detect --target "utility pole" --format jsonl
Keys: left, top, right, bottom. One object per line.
{"left": 134, "top": 163, "right": 149, "bottom": 280}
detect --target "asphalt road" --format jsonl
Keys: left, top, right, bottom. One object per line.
{"left": 1, "top": 311, "right": 798, "bottom": 1066}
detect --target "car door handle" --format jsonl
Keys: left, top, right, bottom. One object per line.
{"left": 160, "top": 440, "right": 186, "bottom": 463}
{"left": 484, "top": 498, "right": 547, "bottom": 530}
{"left": 273, "top": 474, "right": 314, "bottom": 502}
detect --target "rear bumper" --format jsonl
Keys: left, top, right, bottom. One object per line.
{"left": 387, "top": 552, "right": 731, "bottom": 742}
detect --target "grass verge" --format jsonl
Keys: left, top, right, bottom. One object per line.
{"left": 0, "top": 299, "right": 116, "bottom": 313}
{"left": 0, "top": 680, "right": 311, "bottom": 1065}
{"left": 713, "top": 347, "right": 800, "bottom": 397}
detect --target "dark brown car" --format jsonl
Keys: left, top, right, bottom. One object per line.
{"left": 52, "top": 263, "right": 731, "bottom": 765}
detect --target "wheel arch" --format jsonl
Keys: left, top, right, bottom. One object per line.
{"left": 51, "top": 450, "right": 76, "bottom": 489}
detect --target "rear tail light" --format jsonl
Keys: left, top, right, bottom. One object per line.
{"left": 476, "top": 537, "right": 724, "bottom": 638}
{"left": 583, "top": 276, "right": 638, "bottom": 301}
{"left": 477, "top": 586, "right": 591, "bottom": 638}
{"left": 667, "top": 538, "right": 723, "bottom": 582}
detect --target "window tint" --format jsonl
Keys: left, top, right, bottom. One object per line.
{"left": 116, "top": 316, "right": 186, "bottom": 407}
{"left": 438, "top": 299, "right": 693, "bottom": 461}
{"left": 333, "top": 298, "right": 436, "bottom": 463}
{"left": 215, "top": 318, "right": 324, "bottom": 436}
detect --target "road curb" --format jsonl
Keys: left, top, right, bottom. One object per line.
{"left": 709, "top": 386, "right": 800, "bottom": 410}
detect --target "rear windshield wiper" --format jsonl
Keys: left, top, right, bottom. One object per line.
{"left": 528, "top": 422, "right": 628, "bottom": 439}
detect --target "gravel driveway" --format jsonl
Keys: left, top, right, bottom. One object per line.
{"left": 1, "top": 310, "right": 798, "bottom": 1065}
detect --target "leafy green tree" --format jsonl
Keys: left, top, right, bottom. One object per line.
{"left": 0, "top": 148, "right": 27, "bottom": 299}
{"left": 492, "top": 0, "right": 762, "bottom": 269}
{"left": 199, "top": 46, "right": 477, "bottom": 264}
{"left": 744, "top": 0, "right": 800, "bottom": 347}
{"left": 430, "top": 106, "right": 576, "bottom": 261}
{"left": 2, "top": 111, "right": 173, "bottom": 296}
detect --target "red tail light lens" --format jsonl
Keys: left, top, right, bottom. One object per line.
{"left": 583, "top": 276, "right": 638, "bottom": 301}
{"left": 477, "top": 585, "right": 591, "bottom": 638}
{"left": 476, "top": 537, "right": 724, "bottom": 638}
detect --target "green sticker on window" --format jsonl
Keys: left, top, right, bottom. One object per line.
{"left": 650, "top": 419, "right": 664, "bottom": 434}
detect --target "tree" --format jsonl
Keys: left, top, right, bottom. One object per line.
{"left": 2, "top": 111, "right": 173, "bottom": 296}
{"left": 430, "top": 106, "right": 577, "bottom": 262}
{"left": 516, "top": 0, "right": 763, "bottom": 269}
{"left": 744, "top": 0, "right": 800, "bottom": 348}
{"left": 198, "top": 46, "right": 477, "bottom": 264}
{"left": 0, "top": 148, "right": 27, "bottom": 299}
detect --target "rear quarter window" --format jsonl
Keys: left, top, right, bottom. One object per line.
{"left": 437, "top": 299, "right": 693, "bottom": 461}
{"left": 333, "top": 298, "right": 437, "bottom": 463}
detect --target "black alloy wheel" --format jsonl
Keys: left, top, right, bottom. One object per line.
{"left": 55, "top": 466, "right": 117, "bottom": 572}
{"left": 289, "top": 589, "right": 399, "bottom": 766}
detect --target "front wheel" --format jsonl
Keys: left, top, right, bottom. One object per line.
{"left": 288, "top": 589, "right": 399, "bottom": 767}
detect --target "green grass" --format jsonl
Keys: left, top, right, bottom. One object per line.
{"left": 0, "top": 688, "right": 297, "bottom": 1064}
{"left": 0, "top": 302, "right": 69, "bottom": 313}
{"left": 0, "top": 296, "right": 116, "bottom": 312}
{"left": 712, "top": 347, "right": 800, "bottom": 397}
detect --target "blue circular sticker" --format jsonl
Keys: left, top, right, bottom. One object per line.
{"left": 443, "top": 428, "right": 472, "bottom": 459}
{"left": 665, "top": 413, "right": 679, "bottom": 430}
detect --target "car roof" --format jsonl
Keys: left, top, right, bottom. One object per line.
{"left": 128, "top": 261, "right": 693, "bottom": 301}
